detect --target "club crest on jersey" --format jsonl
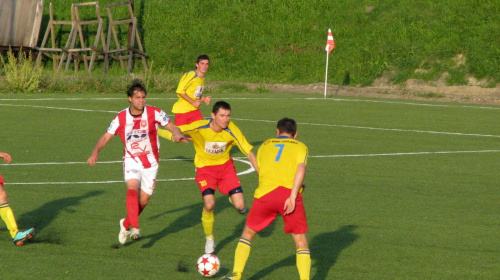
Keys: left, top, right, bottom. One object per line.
{"left": 205, "top": 142, "right": 226, "bottom": 154}
{"left": 141, "top": 120, "right": 147, "bottom": 127}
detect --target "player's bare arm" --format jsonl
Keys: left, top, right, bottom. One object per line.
{"left": 247, "top": 151, "right": 259, "bottom": 174}
{"left": 201, "top": 95, "right": 211, "bottom": 105}
{"left": 179, "top": 93, "right": 202, "bottom": 108}
{"left": 0, "top": 151, "right": 12, "bottom": 164}
{"left": 164, "top": 122, "right": 188, "bottom": 143}
{"left": 87, "top": 132, "right": 114, "bottom": 166}
{"left": 284, "top": 163, "right": 306, "bottom": 215}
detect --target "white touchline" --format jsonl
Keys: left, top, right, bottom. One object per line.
{"left": 232, "top": 118, "right": 500, "bottom": 138}
{"left": 311, "top": 150, "right": 500, "bottom": 158}
{"left": 2, "top": 151, "right": 498, "bottom": 185}
{"left": 1, "top": 102, "right": 498, "bottom": 137}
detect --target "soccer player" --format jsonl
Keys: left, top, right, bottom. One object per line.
{"left": 222, "top": 118, "right": 310, "bottom": 280}
{"left": 87, "top": 79, "right": 187, "bottom": 245}
{"left": 0, "top": 151, "right": 35, "bottom": 246}
{"left": 171, "top": 54, "right": 211, "bottom": 125}
{"left": 158, "top": 101, "right": 258, "bottom": 254}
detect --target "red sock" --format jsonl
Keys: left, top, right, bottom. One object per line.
{"left": 125, "top": 189, "right": 139, "bottom": 229}
{"left": 123, "top": 199, "right": 147, "bottom": 229}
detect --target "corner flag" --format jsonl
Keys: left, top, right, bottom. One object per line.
{"left": 325, "top": 29, "right": 335, "bottom": 53}
{"left": 324, "top": 29, "right": 335, "bottom": 98}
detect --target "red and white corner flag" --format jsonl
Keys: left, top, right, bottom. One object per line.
{"left": 325, "top": 29, "right": 335, "bottom": 53}
{"left": 324, "top": 29, "right": 335, "bottom": 98}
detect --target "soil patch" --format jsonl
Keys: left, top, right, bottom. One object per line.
{"left": 210, "top": 81, "right": 500, "bottom": 106}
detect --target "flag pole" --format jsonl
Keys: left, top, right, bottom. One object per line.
{"left": 324, "top": 28, "right": 335, "bottom": 99}
{"left": 324, "top": 51, "right": 329, "bottom": 99}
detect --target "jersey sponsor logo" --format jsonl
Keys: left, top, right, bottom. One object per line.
{"left": 130, "top": 142, "right": 150, "bottom": 157}
{"left": 204, "top": 142, "right": 226, "bottom": 155}
{"left": 126, "top": 129, "right": 148, "bottom": 143}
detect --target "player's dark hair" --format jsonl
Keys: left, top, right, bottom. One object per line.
{"left": 197, "top": 54, "right": 210, "bottom": 63}
{"left": 277, "top": 118, "right": 297, "bottom": 136}
{"left": 212, "top": 101, "right": 231, "bottom": 114}
{"left": 127, "top": 79, "right": 147, "bottom": 97}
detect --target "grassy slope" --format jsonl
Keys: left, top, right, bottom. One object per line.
{"left": 30, "top": 0, "right": 500, "bottom": 88}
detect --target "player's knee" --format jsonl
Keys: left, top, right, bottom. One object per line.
{"left": 229, "top": 188, "right": 246, "bottom": 210}
{"left": 202, "top": 189, "right": 216, "bottom": 211}
{"left": 204, "top": 202, "right": 215, "bottom": 213}
{"left": 232, "top": 199, "right": 246, "bottom": 211}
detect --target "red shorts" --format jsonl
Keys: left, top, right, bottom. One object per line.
{"left": 246, "top": 187, "right": 308, "bottom": 234}
{"left": 174, "top": 110, "right": 204, "bottom": 126}
{"left": 0, "top": 173, "right": 3, "bottom": 187}
{"left": 195, "top": 158, "right": 241, "bottom": 195}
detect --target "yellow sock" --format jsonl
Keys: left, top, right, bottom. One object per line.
{"left": 296, "top": 248, "right": 311, "bottom": 280}
{"left": 201, "top": 210, "right": 214, "bottom": 236}
{"left": 157, "top": 128, "right": 173, "bottom": 141}
{"left": 0, "top": 203, "right": 19, "bottom": 238}
{"left": 232, "top": 238, "right": 251, "bottom": 279}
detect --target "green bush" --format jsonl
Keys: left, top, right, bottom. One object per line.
{"left": 1, "top": 48, "right": 43, "bottom": 93}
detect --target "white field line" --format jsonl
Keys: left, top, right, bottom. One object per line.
{"left": 311, "top": 149, "right": 500, "bottom": 158}
{"left": 232, "top": 118, "right": 500, "bottom": 138}
{"left": 2, "top": 158, "right": 254, "bottom": 185}
{"left": 2, "top": 102, "right": 497, "bottom": 138}
{"left": 0, "top": 96, "right": 499, "bottom": 110}
{"left": 2, "top": 151, "right": 499, "bottom": 185}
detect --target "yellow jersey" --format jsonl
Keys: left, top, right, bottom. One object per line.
{"left": 179, "top": 119, "right": 253, "bottom": 168}
{"left": 171, "top": 71, "right": 205, "bottom": 114}
{"left": 254, "top": 136, "right": 308, "bottom": 198}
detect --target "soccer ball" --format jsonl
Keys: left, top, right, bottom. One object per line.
{"left": 197, "top": 253, "right": 220, "bottom": 277}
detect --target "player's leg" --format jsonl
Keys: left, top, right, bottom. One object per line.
{"left": 135, "top": 164, "right": 156, "bottom": 223}
{"left": 292, "top": 233, "right": 311, "bottom": 280}
{"left": 0, "top": 183, "right": 35, "bottom": 246}
{"left": 202, "top": 190, "right": 216, "bottom": 253}
{"left": 282, "top": 191, "right": 310, "bottom": 280}
{"left": 220, "top": 159, "right": 246, "bottom": 213}
{"left": 124, "top": 178, "right": 141, "bottom": 239}
{"left": 230, "top": 225, "right": 257, "bottom": 280}
{"left": 0, "top": 185, "right": 18, "bottom": 239}
{"left": 196, "top": 166, "right": 218, "bottom": 253}
{"left": 228, "top": 188, "right": 246, "bottom": 214}
{"left": 228, "top": 195, "right": 276, "bottom": 279}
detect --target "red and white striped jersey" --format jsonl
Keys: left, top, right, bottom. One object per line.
{"left": 107, "top": 105, "right": 171, "bottom": 168}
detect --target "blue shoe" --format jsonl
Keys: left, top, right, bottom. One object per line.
{"left": 13, "top": 228, "right": 35, "bottom": 246}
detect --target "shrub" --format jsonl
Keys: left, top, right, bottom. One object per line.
{"left": 0, "top": 48, "right": 43, "bottom": 93}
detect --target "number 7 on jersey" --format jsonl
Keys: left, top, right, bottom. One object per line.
{"left": 274, "top": 144, "right": 285, "bottom": 162}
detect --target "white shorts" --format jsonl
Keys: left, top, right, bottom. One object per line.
{"left": 123, "top": 158, "right": 158, "bottom": 195}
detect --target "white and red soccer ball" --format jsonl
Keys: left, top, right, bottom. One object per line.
{"left": 197, "top": 253, "right": 220, "bottom": 277}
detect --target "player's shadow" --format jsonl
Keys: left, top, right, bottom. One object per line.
{"left": 16, "top": 190, "right": 105, "bottom": 244}
{"left": 247, "top": 225, "right": 359, "bottom": 280}
{"left": 140, "top": 195, "right": 239, "bottom": 248}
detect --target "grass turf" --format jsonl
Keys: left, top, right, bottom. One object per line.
{"left": 0, "top": 92, "right": 498, "bottom": 279}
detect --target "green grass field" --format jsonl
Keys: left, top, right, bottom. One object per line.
{"left": 0, "top": 92, "right": 499, "bottom": 279}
